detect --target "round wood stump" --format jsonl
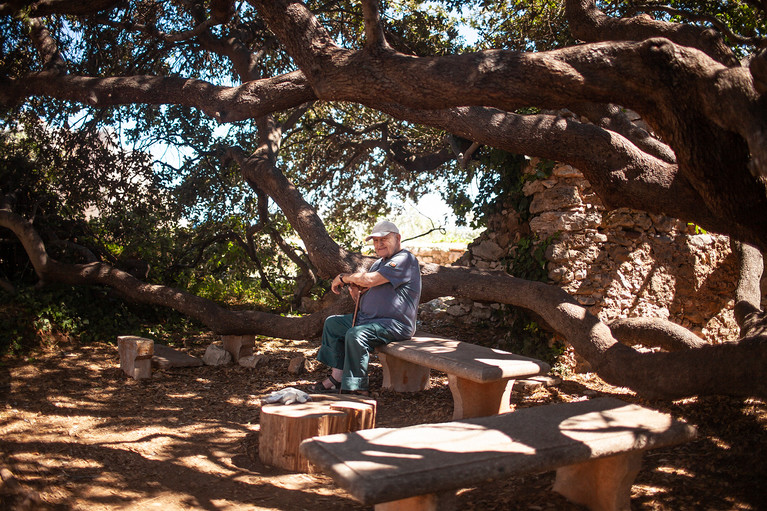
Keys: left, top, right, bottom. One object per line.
{"left": 259, "top": 394, "right": 376, "bottom": 473}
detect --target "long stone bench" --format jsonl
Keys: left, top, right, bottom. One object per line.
{"left": 300, "top": 397, "right": 697, "bottom": 511}
{"left": 377, "top": 333, "right": 550, "bottom": 419}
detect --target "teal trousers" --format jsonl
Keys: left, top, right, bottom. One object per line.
{"left": 317, "top": 314, "right": 395, "bottom": 391}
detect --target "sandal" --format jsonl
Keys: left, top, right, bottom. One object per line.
{"left": 310, "top": 374, "right": 341, "bottom": 393}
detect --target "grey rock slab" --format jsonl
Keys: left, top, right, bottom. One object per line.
{"left": 152, "top": 344, "right": 203, "bottom": 369}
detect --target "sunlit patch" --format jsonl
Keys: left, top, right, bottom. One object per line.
{"left": 654, "top": 465, "right": 695, "bottom": 477}
{"left": 166, "top": 392, "right": 197, "bottom": 399}
{"left": 633, "top": 484, "right": 664, "bottom": 496}
{"left": 361, "top": 450, "right": 424, "bottom": 460}
{"left": 707, "top": 435, "right": 732, "bottom": 450}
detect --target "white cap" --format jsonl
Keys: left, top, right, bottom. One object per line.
{"left": 365, "top": 220, "right": 400, "bottom": 241}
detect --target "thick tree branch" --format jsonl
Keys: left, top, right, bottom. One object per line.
{"left": 195, "top": 19, "right": 267, "bottom": 81}
{"left": 28, "top": 18, "right": 66, "bottom": 74}
{"left": 608, "top": 317, "right": 708, "bottom": 351}
{"left": 6, "top": 202, "right": 764, "bottom": 399}
{"left": 386, "top": 106, "right": 723, "bottom": 229}
{"left": 421, "top": 264, "right": 767, "bottom": 400}
{"left": 732, "top": 240, "right": 764, "bottom": 327}
{"left": 0, "top": 208, "right": 342, "bottom": 336}
{"left": 228, "top": 128, "right": 368, "bottom": 278}
{"left": 629, "top": 4, "right": 767, "bottom": 49}
{"left": 360, "top": 0, "right": 391, "bottom": 52}
{"left": 251, "top": 0, "right": 767, "bottom": 250}
{"left": 565, "top": 0, "right": 739, "bottom": 67}
{"left": 0, "top": 0, "right": 120, "bottom": 16}
{"left": 0, "top": 72, "right": 316, "bottom": 124}
{"left": 569, "top": 103, "right": 676, "bottom": 164}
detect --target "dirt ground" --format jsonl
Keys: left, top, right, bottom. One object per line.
{"left": 1, "top": 334, "right": 765, "bottom": 511}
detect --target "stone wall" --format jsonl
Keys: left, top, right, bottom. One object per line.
{"left": 435, "top": 159, "right": 761, "bottom": 344}
{"left": 406, "top": 245, "right": 465, "bottom": 265}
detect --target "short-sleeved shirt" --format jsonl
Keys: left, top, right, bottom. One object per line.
{"left": 356, "top": 249, "right": 421, "bottom": 340}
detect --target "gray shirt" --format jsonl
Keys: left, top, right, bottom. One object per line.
{"left": 356, "top": 249, "right": 421, "bottom": 340}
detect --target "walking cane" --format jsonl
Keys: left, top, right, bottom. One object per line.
{"left": 351, "top": 286, "right": 360, "bottom": 327}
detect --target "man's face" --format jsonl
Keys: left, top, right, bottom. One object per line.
{"left": 371, "top": 233, "right": 401, "bottom": 259}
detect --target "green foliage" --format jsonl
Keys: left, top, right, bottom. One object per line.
{"left": 687, "top": 223, "right": 708, "bottom": 235}
{"left": 0, "top": 285, "right": 203, "bottom": 357}
{"left": 385, "top": 0, "right": 466, "bottom": 55}
{"left": 281, "top": 102, "right": 449, "bottom": 227}
{"left": 460, "top": 0, "right": 575, "bottom": 51}
{"left": 494, "top": 311, "right": 566, "bottom": 366}
{"left": 503, "top": 233, "right": 558, "bottom": 282}
{"left": 492, "top": 231, "right": 561, "bottom": 365}
{"left": 442, "top": 148, "right": 555, "bottom": 229}
{"left": 607, "top": 1, "right": 766, "bottom": 58}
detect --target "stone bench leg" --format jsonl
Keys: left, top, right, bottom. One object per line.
{"left": 117, "top": 336, "right": 154, "bottom": 380}
{"left": 222, "top": 334, "right": 255, "bottom": 362}
{"left": 447, "top": 375, "right": 514, "bottom": 419}
{"left": 375, "top": 490, "right": 456, "bottom": 511}
{"left": 553, "top": 451, "right": 643, "bottom": 511}
{"left": 378, "top": 353, "right": 431, "bottom": 392}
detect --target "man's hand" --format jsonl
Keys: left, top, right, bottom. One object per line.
{"left": 331, "top": 274, "right": 347, "bottom": 294}
{"left": 349, "top": 283, "right": 368, "bottom": 302}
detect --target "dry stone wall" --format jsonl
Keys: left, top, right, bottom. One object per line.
{"left": 438, "top": 158, "right": 753, "bottom": 344}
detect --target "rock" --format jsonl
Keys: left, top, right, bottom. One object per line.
{"left": 288, "top": 356, "right": 307, "bottom": 375}
{"left": 522, "top": 179, "right": 547, "bottom": 196}
{"left": 552, "top": 163, "right": 583, "bottom": 179}
{"left": 203, "top": 344, "right": 232, "bottom": 366}
{"left": 221, "top": 334, "right": 255, "bottom": 362}
{"left": 239, "top": 354, "right": 266, "bottom": 368}
{"left": 603, "top": 210, "right": 636, "bottom": 229}
{"left": 515, "top": 375, "right": 562, "bottom": 392}
{"left": 529, "top": 185, "right": 582, "bottom": 214}
{"left": 470, "top": 306, "right": 492, "bottom": 320}
{"left": 472, "top": 240, "right": 505, "bottom": 260}
{"left": 688, "top": 234, "right": 714, "bottom": 248}
{"left": 152, "top": 344, "right": 203, "bottom": 369}
{"left": 529, "top": 210, "right": 601, "bottom": 236}
{"left": 545, "top": 243, "right": 580, "bottom": 263}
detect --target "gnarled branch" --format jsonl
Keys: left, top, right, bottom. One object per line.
{"left": 565, "top": 0, "right": 739, "bottom": 66}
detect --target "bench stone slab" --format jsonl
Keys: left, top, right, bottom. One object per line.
{"left": 152, "top": 344, "right": 203, "bottom": 369}
{"left": 378, "top": 334, "right": 550, "bottom": 383}
{"left": 300, "top": 397, "right": 696, "bottom": 509}
{"left": 378, "top": 333, "right": 550, "bottom": 418}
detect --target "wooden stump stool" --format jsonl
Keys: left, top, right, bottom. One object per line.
{"left": 259, "top": 394, "right": 376, "bottom": 473}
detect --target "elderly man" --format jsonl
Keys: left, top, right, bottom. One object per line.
{"left": 312, "top": 220, "right": 422, "bottom": 395}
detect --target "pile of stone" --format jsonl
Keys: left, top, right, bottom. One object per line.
{"left": 437, "top": 158, "right": 743, "bottom": 344}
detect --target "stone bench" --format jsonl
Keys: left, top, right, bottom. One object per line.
{"left": 300, "top": 397, "right": 697, "bottom": 511}
{"left": 377, "top": 333, "right": 550, "bottom": 419}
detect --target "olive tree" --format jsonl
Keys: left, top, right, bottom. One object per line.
{"left": 1, "top": 0, "right": 766, "bottom": 399}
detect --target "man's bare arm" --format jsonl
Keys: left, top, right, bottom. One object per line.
{"left": 331, "top": 271, "right": 388, "bottom": 294}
